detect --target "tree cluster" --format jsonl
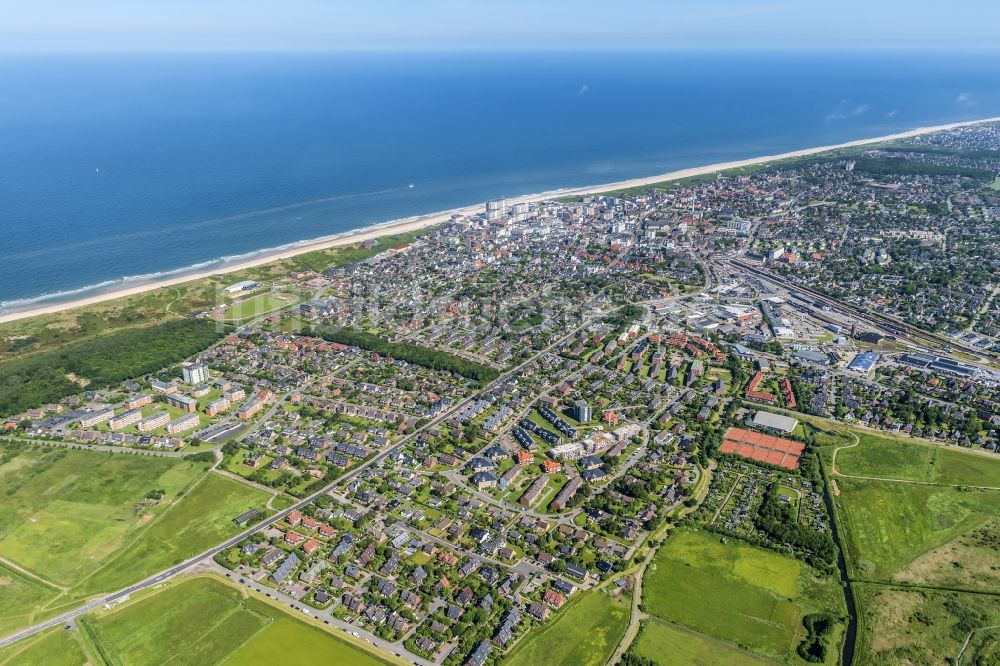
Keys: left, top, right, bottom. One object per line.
{"left": 0, "top": 320, "right": 222, "bottom": 418}
{"left": 312, "top": 326, "right": 499, "bottom": 385}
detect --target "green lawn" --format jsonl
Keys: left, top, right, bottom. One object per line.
{"left": 0, "top": 627, "right": 89, "bottom": 666}
{"left": 505, "top": 589, "right": 630, "bottom": 666}
{"left": 642, "top": 528, "right": 843, "bottom": 661}
{"left": 835, "top": 434, "right": 1000, "bottom": 487}
{"left": 834, "top": 478, "right": 1000, "bottom": 582}
{"left": 630, "top": 618, "right": 774, "bottom": 666}
{"left": 0, "top": 444, "right": 269, "bottom": 635}
{"left": 82, "top": 576, "right": 395, "bottom": 666}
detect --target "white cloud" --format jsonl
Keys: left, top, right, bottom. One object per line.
{"left": 885, "top": 109, "right": 899, "bottom": 118}
{"left": 826, "top": 100, "right": 870, "bottom": 120}
{"left": 955, "top": 92, "right": 975, "bottom": 107}
{"left": 578, "top": 84, "right": 589, "bottom": 96}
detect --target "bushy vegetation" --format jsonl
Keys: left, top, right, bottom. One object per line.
{"left": 796, "top": 613, "right": 837, "bottom": 663}
{"left": 602, "top": 304, "right": 645, "bottom": 328}
{"left": 881, "top": 144, "right": 1000, "bottom": 159}
{"left": 0, "top": 319, "right": 223, "bottom": 418}
{"left": 754, "top": 482, "right": 836, "bottom": 571}
{"left": 620, "top": 654, "right": 659, "bottom": 666}
{"left": 312, "top": 326, "right": 499, "bottom": 385}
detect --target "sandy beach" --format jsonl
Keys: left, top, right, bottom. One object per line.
{"left": 2, "top": 115, "right": 998, "bottom": 325}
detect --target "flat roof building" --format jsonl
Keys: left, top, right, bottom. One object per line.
{"left": 181, "top": 363, "right": 209, "bottom": 385}
{"left": 224, "top": 280, "right": 261, "bottom": 294}
{"left": 750, "top": 410, "right": 798, "bottom": 434}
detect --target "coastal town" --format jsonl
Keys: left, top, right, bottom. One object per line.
{"left": 2, "top": 121, "right": 1000, "bottom": 666}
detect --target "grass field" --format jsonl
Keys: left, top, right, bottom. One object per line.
{"left": 0, "top": 443, "right": 269, "bottom": 635}
{"left": 834, "top": 434, "right": 1000, "bottom": 487}
{"left": 0, "top": 565, "right": 60, "bottom": 637}
{"left": 504, "top": 589, "right": 630, "bottom": 666}
{"left": 834, "top": 478, "right": 1000, "bottom": 583}
{"left": 894, "top": 520, "right": 1000, "bottom": 593}
{"left": 0, "top": 446, "right": 208, "bottom": 586}
{"left": 855, "top": 584, "right": 1000, "bottom": 666}
{"left": 642, "top": 528, "right": 844, "bottom": 661}
{"left": 222, "top": 617, "right": 393, "bottom": 666}
{"left": 74, "top": 472, "right": 271, "bottom": 597}
{"left": 221, "top": 292, "right": 298, "bottom": 320}
{"left": 0, "top": 627, "right": 89, "bottom": 666}
{"left": 630, "top": 618, "right": 775, "bottom": 666}
{"left": 82, "top": 576, "right": 395, "bottom": 666}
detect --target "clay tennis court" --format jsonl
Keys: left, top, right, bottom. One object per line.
{"left": 721, "top": 427, "right": 803, "bottom": 469}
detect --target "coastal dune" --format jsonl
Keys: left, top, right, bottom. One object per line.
{"left": 2, "top": 115, "right": 998, "bottom": 325}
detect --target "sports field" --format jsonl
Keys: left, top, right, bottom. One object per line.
{"left": 0, "top": 443, "right": 269, "bottom": 634}
{"left": 82, "top": 576, "right": 395, "bottom": 666}
{"left": 642, "top": 528, "right": 843, "bottom": 662}
{"left": 630, "top": 618, "right": 775, "bottom": 666}
{"left": 835, "top": 477, "right": 1000, "bottom": 584}
{"left": 222, "top": 293, "right": 298, "bottom": 320}
{"left": 505, "top": 589, "right": 630, "bottom": 666}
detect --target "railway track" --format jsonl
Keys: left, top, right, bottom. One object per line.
{"left": 730, "top": 259, "right": 996, "bottom": 361}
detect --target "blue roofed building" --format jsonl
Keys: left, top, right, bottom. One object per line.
{"left": 847, "top": 351, "right": 878, "bottom": 374}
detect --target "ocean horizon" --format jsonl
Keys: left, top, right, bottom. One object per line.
{"left": 3, "top": 49, "right": 1000, "bottom": 312}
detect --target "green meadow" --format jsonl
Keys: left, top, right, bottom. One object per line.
{"left": 630, "top": 618, "right": 776, "bottom": 666}
{"left": 835, "top": 434, "right": 1000, "bottom": 487}
{"left": 80, "top": 576, "right": 395, "bottom": 666}
{"left": 641, "top": 528, "right": 844, "bottom": 662}
{"left": 834, "top": 477, "right": 1000, "bottom": 585}
{"left": 854, "top": 584, "right": 1000, "bottom": 666}
{"left": 504, "top": 589, "right": 630, "bottom": 666}
{"left": 0, "top": 627, "right": 90, "bottom": 666}
{"left": 0, "top": 443, "right": 269, "bottom": 635}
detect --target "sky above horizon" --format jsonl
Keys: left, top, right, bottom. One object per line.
{"left": 1, "top": 1, "right": 998, "bottom": 53}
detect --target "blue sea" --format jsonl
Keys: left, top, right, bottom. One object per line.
{"left": 2, "top": 50, "right": 1000, "bottom": 311}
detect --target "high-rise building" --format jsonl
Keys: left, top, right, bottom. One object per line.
{"left": 182, "top": 363, "right": 209, "bottom": 385}
{"left": 572, "top": 400, "right": 592, "bottom": 423}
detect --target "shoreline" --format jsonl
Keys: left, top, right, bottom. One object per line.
{"left": 2, "top": 114, "right": 999, "bottom": 325}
